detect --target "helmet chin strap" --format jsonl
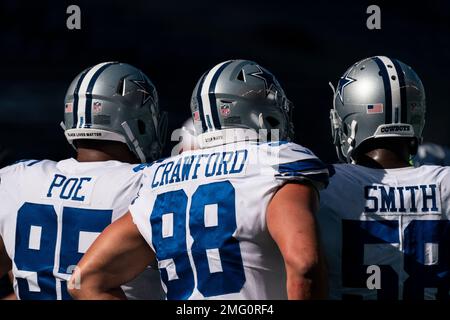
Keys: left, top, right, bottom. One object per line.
{"left": 346, "top": 120, "right": 358, "bottom": 164}
{"left": 329, "top": 83, "right": 349, "bottom": 163}
{"left": 328, "top": 82, "right": 336, "bottom": 100}
{"left": 328, "top": 82, "right": 342, "bottom": 147}
{"left": 121, "top": 121, "right": 146, "bottom": 163}
{"left": 258, "top": 113, "right": 266, "bottom": 129}
{"left": 330, "top": 110, "right": 341, "bottom": 146}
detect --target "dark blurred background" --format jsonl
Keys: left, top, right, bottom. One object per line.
{"left": 0, "top": 0, "right": 449, "bottom": 167}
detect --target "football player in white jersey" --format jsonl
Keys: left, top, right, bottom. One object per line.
{"left": 319, "top": 56, "right": 450, "bottom": 300}
{"left": 69, "top": 59, "right": 329, "bottom": 300}
{"left": 0, "top": 62, "right": 167, "bottom": 300}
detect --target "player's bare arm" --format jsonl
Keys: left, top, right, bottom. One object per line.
{"left": 68, "top": 212, "right": 155, "bottom": 300}
{"left": 1, "top": 271, "right": 17, "bottom": 300}
{"left": 267, "top": 182, "right": 325, "bottom": 300}
{"left": 0, "top": 271, "right": 17, "bottom": 300}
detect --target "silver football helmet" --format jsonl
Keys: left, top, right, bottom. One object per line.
{"left": 62, "top": 62, "right": 167, "bottom": 162}
{"left": 330, "top": 56, "right": 426, "bottom": 163}
{"left": 190, "top": 59, "right": 294, "bottom": 148}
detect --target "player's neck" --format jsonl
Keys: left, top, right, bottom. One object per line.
{"left": 76, "top": 147, "right": 139, "bottom": 164}
{"left": 355, "top": 148, "right": 411, "bottom": 169}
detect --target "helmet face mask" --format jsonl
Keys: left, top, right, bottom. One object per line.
{"left": 190, "top": 60, "right": 294, "bottom": 148}
{"left": 62, "top": 62, "right": 167, "bottom": 162}
{"left": 330, "top": 56, "right": 426, "bottom": 163}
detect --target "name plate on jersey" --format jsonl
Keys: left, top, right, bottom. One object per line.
{"left": 42, "top": 174, "right": 97, "bottom": 204}
{"left": 150, "top": 149, "right": 249, "bottom": 189}
{"left": 363, "top": 183, "right": 442, "bottom": 215}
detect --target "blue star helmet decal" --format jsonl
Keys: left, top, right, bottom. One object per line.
{"left": 249, "top": 65, "right": 280, "bottom": 96}
{"left": 336, "top": 68, "right": 356, "bottom": 104}
{"left": 130, "top": 72, "right": 157, "bottom": 107}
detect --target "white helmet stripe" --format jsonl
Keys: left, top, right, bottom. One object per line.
{"left": 71, "top": 68, "right": 91, "bottom": 128}
{"left": 76, "top": 62, "right": 113, "bottom": 128}
{"left": 199, "top": 60, "right": 233, "bottom": 130}
{"left": 377, "top": 56, "right": 401, "bottom": 123}
{"left": 391, "top": 59, "right": 408, "bottom": 123}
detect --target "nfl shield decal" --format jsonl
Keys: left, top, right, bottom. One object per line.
{"left": 220, "top": 103, "right": 231, "bottom": 117}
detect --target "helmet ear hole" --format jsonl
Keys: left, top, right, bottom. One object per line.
{"left": 116, "top": 77, "right": 126, "bottom": 95}
{"left": 343, "top": 123, "right": 349, "bottom": 136}
{"left": 265, "top": 116, "right": 280, "bottom": 128}
{"left": 237, "top": 69, "right": 245, "bottom": 82}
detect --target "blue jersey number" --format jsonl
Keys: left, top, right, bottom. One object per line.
{"left": 14, "top": 203, "right": 112, "bottom": 300}
{"left": 342, "top": 219, "right": 450, "bottom": 300}
{"left": 151, "top": 181, "right": 245, "bottom": 299}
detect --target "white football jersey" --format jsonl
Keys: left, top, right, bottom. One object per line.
{"left": 0, "top": 158, "right": 163, "bottom": 300}
{"left": 130, "top": 141, "right": 329, "bottom": 300}
{"left": 318, "top": 164, "right": 450, "bottom": 300}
